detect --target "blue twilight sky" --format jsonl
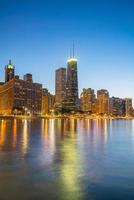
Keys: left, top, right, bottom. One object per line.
{"left": 0, "top": 0, "right": 134, "bottom": 99}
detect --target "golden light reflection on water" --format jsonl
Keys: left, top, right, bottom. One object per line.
{"left": 109, "top": 119, "right": 113, "bottom": 136}
{"left": 57, "top": 119, "right": 66, "bottom": 139}
{"left": 86, "top": 119, "right": 90, "bottom": 134}
{"left": 57, "top": 119, "right": 61, "bottom": 132}
{"left": 104, "top": 119, "right": 108, "bottom": 144}
{"left": 59, "top": 119, "right": 77, "bottom": 139}
{"left": 69, "top": 119, "right": 75, "bottom": 137}
{"left": 96, "top": 119, "right": 108, "bottom": 144}
{"left": 77, "top": 119, "right": 81, "bottom": 130}
{"left": 41, "top": 119, "right": 56, "bottom": 164}
{"left": 60, "top": 136, "right": 82, "bottom": 199}
{"left": 0, "top": 118, "right": 134, "bottom": 199}
{"left": 62, "top": 119, "right": 67, "bottom": 137}
{"left": 41, "top": 118, "right": 82, "bottom": 198}
{"left": 41, "top": 119, "right": 49, "bottom": 144}
{"left": 12, "top": 119, "right": 17, "bottom": 148}
{"left": 0, "top": 119, "right": 6, "bottom": 147}
{"left": 49, "top": 119, "right": 56, "bottom": 153}
{"left": 22, "top": 119, "right": 28, "bottom": 155}
{"left": 83, "top": 119, "right": 94, "bottom": 136}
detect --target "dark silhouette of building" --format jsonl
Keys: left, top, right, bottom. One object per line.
{"left": 24, "top": 73, "right": 33, "bottom": 82}
{"left": 65, "top": 57, "right": 78, "bottom": 112}
{"left": 5, "top": 60, "right": 15, "bottom": 82}
{"left": 125, "top": 98, "right": 133, "bottom": 116}
{"left": 109, "top": 97, "right": 125, "bottom": 116}
{"left": 55, "top": 68, "right": 66, "bottom": 111}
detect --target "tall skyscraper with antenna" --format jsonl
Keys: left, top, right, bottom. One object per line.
{"left": 65, "top": 46, "right": 79, "bottom": 111}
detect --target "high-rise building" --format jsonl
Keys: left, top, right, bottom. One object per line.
{"left": 24, "top": 73, "right": 33, "bottom": 82}
{"left": 97, "top": 89, "right": 109, "bottom": 115}
{"left": 109, "top": 97, "right": 125, "bottom": 116}
{"left": 65, "top": 56, "right": 78, "bottom": 112}
{"left": 42, "top": 88, "right": 55, "bottom": 115}
{"left": 125, "top": 98, "right": 133, "bottom": 116}
{"left": 55, "top": 68, "right": 66, "bottom": 111}
{"left": 0, "top": 68, "right": 42, "bottom": 115}
{"left": 80, "top": 88, "right": 96, "bottom": 113}
{"left": 5, "top": 59, "right": 15, "bottom": 82}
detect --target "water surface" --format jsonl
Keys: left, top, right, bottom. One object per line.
{"left": 0, "top": 118, "right": 134, "bottom": 200}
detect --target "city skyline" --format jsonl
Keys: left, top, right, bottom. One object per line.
{"left": 1, "top": 58, "right": 134, "bottom": 101}
{"left": 1, "top": 0, "right": 134, "bottom": 99}
{"left": 0, "top": 59, "right": 133, "bottom": 117}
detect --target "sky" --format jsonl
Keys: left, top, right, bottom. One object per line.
{"left": 0, "top": 0, "right": 134, "bottom": 99}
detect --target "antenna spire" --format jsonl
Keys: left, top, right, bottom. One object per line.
{"left": 70, "top": 48, "right": 72, "bottom": 58}
{"left": 9, "top": 59, "right": 12, "bottom": 65}
{"left": 73, "top": 43, "right": 75, "bottom": 58}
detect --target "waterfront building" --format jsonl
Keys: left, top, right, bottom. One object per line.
{"left": 65, "top": 56, "right": 78, "bottom": 112}
{"left": 97, "top": 89, "right": 109, "bottom": 115}
{"left": 0, "top": 72, "right": 42, "bottom": 115}
{"left": 5, "top": 60, "right": 15, "bottom": 82}
{"left": 55, "top": 68, "right": 66, "bottom": 111}
{"left": 24, "top": 73, "right": 33, "bottom": 82}
{"left": 80, "top": 88, "right": 96, "bottom": 114}
{"left": 77, "top": 98, "right": 82, "bottom": 111}
{"left": 109, "top": 97, "right": 125, "bottom": 116}
{"left": 49, "top": 94, "right": 55, "bottom": 113}
{"left": 125, "top": 98, "right": 133, "bottom": 116}
{"left": 42, "top": 88, "right": 55, "bottom": 115}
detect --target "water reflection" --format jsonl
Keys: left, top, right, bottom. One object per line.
{"left": 22, "top": 119, "right": 28, "bottom": 155}
{"left": 0, "top": 118, "right": 109, "bottom": 153}
{"left": 96, "top": 119, "right": 108, "bottom": 144}
{"left": 49, "top": 119, "right": 56, "bottom": 153}
{"left": 41, "top": 119, "right": 56, "bottom": 165}
{"left": 41, "top": 118, "right": 49, "bottom": 140}
{"left": 12, "top": 119, "right": 17, "bottom": 148}
{"left": 0, "top": 119, "right": 6, "bottom": 148}
{"left": 0, "top": 118, "right": 134, "bottom": 200}
{"left": 60, "top": 137, "right": 82, "bottom": 200}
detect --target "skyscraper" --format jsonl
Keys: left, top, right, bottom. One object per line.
{"left": 65, "top": 56, "right": 78, "bottom": 112}
{"left": 0, "top": 74, "right": 42, "bottom": 115}
{"left": 42, "top": 88, "right": 55, "bottom": 115}
{"left": 0, "top": 61, "right": 42, "bottom": 115}
{"left": 24, "top": 73, "right": 33, "bottom": 82}
{"left": 125, "top": 98, "right": 133, "bottom": 116}
{"left": 97, "top": 89, "right": 109, "bottom": 115}
{"left": 80, "top": 88, "right": 96, "bottom": 114}
{"left": 5, "top": 60, "right": 15, "bottom": 82}
{"left": 55, "top": 67, "right": 66, "bottom": 111}
{"left": 109, "top": 97, "right": 125, "bottom": 116}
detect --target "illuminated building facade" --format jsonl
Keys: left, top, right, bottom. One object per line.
{"left": 97, "top": 89, "right": 109, "bottom": 115}
{"left": 109, "top": 97, "right": 125, "bottom": 116}
{"left": 65, "top": 57, "right": 78, "bottom": 112}
{"left": 55, "top": 68, "right": 66, "bottom": 111}
{"left": 0, "top": 79, "right": 14, "bottom": 114}
{"left": 5, "top": 60, "right": 15, "bottom": 82}
{"left": 125, "top": 98, "right": 133, "bottom": 116}
{"left": 42, "top": 88, "right": 55, "bottom": 115}
{"left": 80, "top": 88, "right": 96, "bottom": 113}
{"left": 0, "top": 74, "right": 42, "bottom": 115}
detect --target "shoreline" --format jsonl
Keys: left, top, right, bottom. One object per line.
{"left": 0, "top": 115, "right": 134, "bottom": 120}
